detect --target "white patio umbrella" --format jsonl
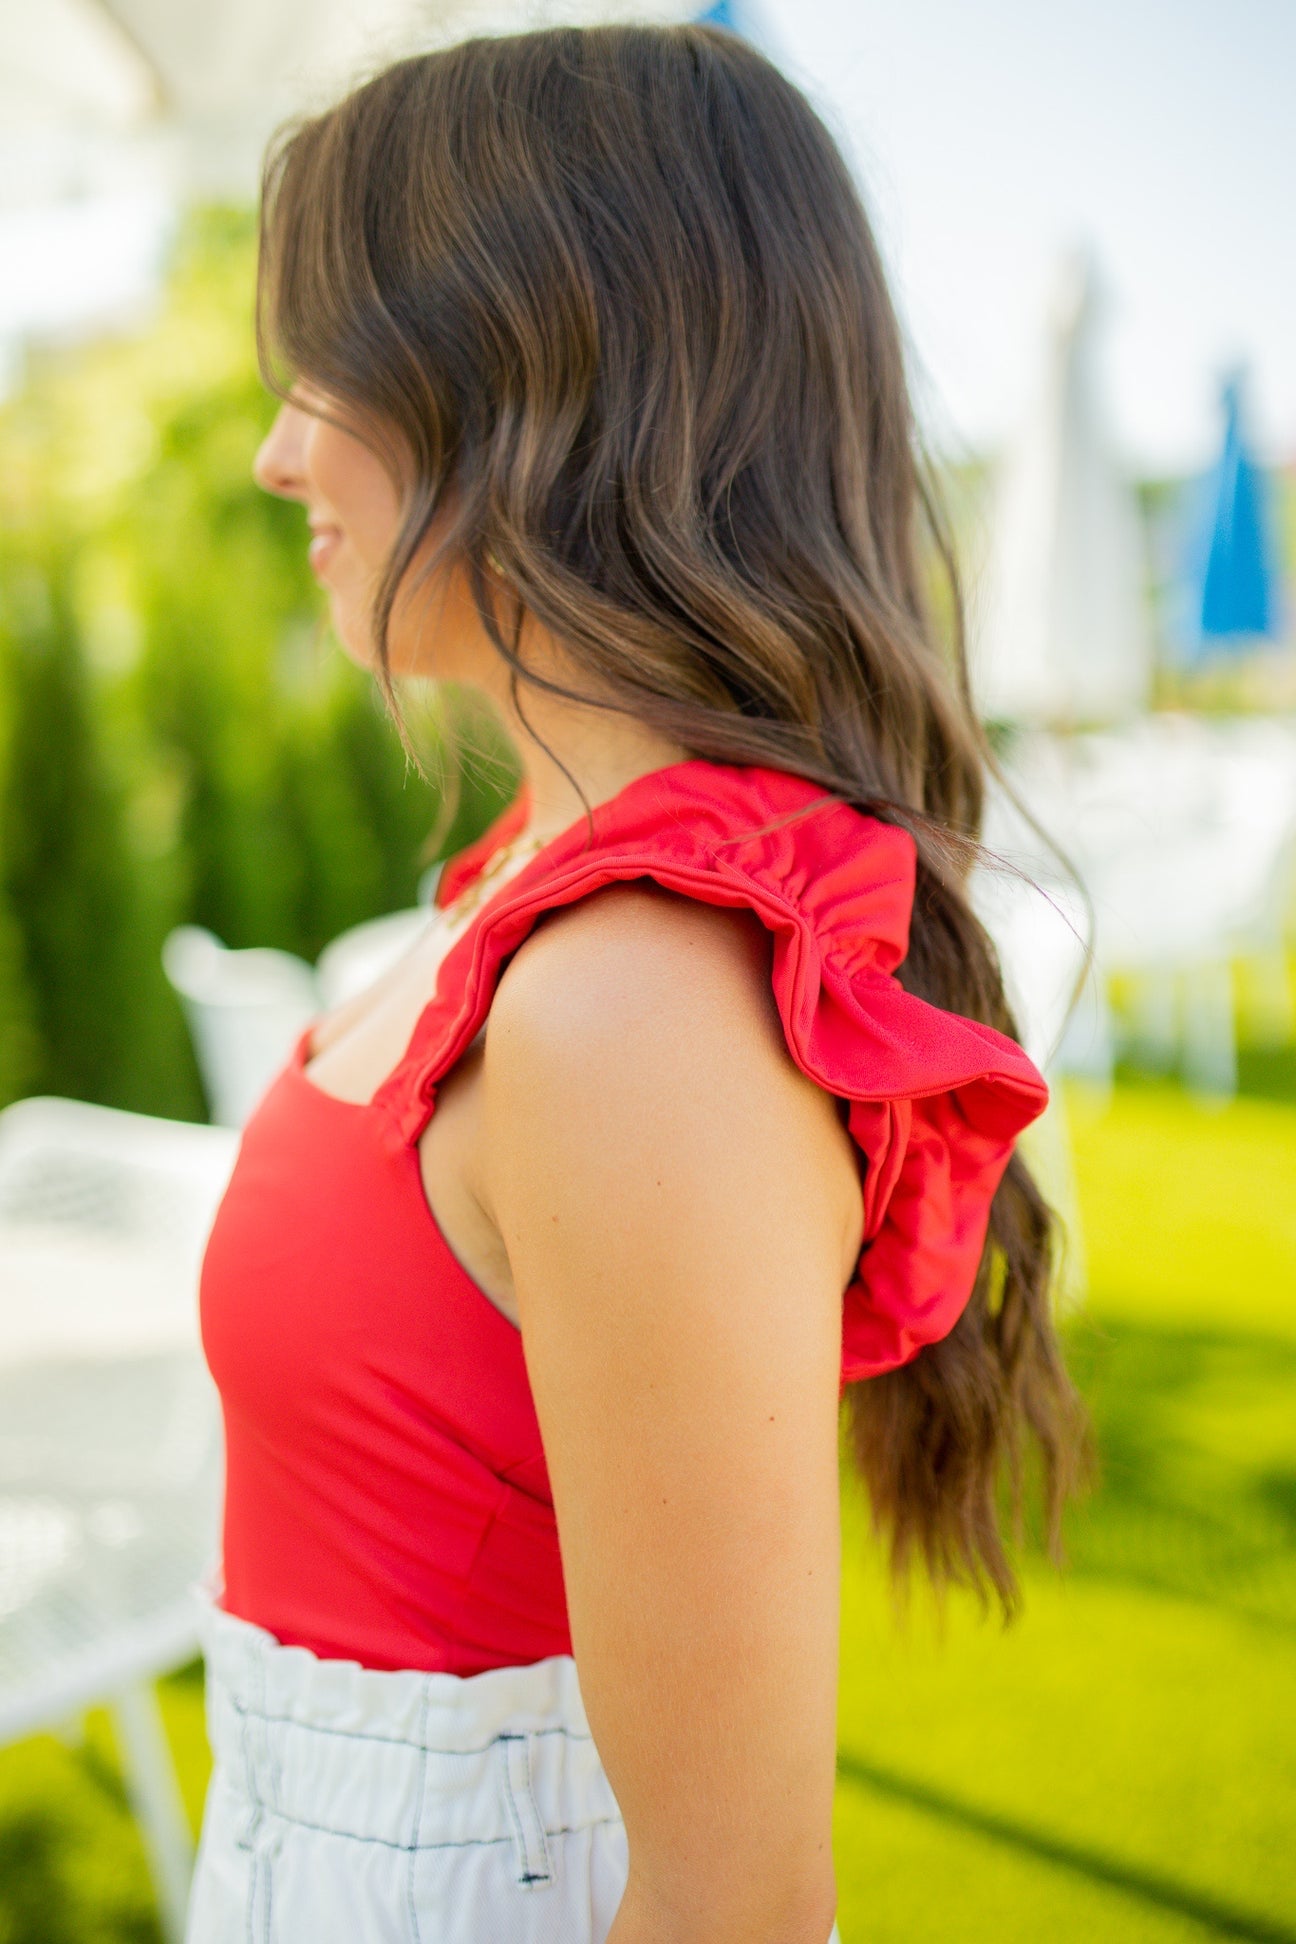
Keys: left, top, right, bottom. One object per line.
{"left": 972, "top": 250, "right": 1153, "bottom": 727}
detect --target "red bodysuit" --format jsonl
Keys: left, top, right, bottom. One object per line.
{"left": 199, "top": 760, "right": 1047, "bottom": 1674}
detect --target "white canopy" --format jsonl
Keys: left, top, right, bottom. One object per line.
{"left": 0, "top": 0, "right": 687, "bottom": 206}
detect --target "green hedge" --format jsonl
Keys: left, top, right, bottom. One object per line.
{"left": 0, "top": 209, "right": 516, "bottom": 1121}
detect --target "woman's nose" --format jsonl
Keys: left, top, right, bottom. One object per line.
{"left": 253, "top": 404, "right": 309, "bottom": 499}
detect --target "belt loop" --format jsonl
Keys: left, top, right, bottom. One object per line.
{"left": 498, "top": 1733, "right": 554, "bottom": 1889}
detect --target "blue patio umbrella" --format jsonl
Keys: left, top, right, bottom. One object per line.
{"left": 1176, "top": 372, "right": 1283, "bottom": 661}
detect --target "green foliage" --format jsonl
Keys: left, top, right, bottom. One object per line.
{"left": 0, "top": 207, "right": 514, "bottom": 1118}
{"left": 0, "top": 550, "right": 151, "bottom": 1107}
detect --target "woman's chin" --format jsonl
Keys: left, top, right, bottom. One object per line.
{"left": 326, "top": 597, "right": 380, "bottom": 671}
{"left": 341, "top": 642, "right": 379, "bottom": 673}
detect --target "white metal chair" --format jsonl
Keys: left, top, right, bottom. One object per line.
{"left": 0, "top": 1096, "right": 238, "bottom": 1943}
{"left": 315, "top": 906, "right": 432, "bottom": 1011}
{"left": 972, "top": 860, "right": 1093, "bottom": 1302}
{"left": 314, "top": 863, "right": 443, "bottom": 1012}
{"left": 988, "top": 717, "right": 1296, "bottom": 1097}
{"left": 162, "top": 925, "right": 319, "bottom": 1127}
{"left": 165, "top": 895, "right": 447, "bottom": 1123}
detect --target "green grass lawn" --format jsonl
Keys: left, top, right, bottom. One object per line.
{"left": 1, "top": 1079, "right": 1293, "bottom": 1941}
{"left": 835, "top": 1080, "right": 1296, "bottom": 1943}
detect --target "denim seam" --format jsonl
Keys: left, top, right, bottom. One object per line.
{"left": 518, "top": 1735, "right": 553, "bottom": 1887}
{"left": 239, "top": 1693, "right": 258, "bottom": 1944}
{"left": 213, "top": 1708, "right": 591, "bottom": 1756}
{"left": 498, "top": 1733, "right": 554, "bottom": 1888}
{"left": 226, "top": 1807, "right": 623, "bottom": 1854}
{"left": 499, "top": 1734, "right": 531, "bottom": 1886}
{"left": 258, "top": 1647, "right": 273, "bottom": 1944}
{"left": 406, "top": 1683, "right": 430, "bottom": 1944}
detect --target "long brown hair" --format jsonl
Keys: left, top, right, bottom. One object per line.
{"left": 257, "top": 23, "right": 1087, "bottom": 1610}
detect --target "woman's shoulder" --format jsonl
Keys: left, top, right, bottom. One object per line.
{"left": 469, "top": 758, "right": 926, "bottom": 1124}
{"left": 487, "top": 878, "right": 788, "bottom": 1089}
{"left": 480, "top": 876, "right": 865, "bottom": 1286}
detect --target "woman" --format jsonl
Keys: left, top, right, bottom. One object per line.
{"left": 192, "top": 24, "right": 1084, "bottom": 1944}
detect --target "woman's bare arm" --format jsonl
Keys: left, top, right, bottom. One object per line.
{"left": 482, "top": 885, "right": 858, "bottom": 1944}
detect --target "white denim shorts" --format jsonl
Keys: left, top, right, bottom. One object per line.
{"left": 187, "top": 1598, "right": 843, "bottom": 1943}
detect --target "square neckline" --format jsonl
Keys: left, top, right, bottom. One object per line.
{"left": 291, "top": 754, "right": 713, "bottom": 1113}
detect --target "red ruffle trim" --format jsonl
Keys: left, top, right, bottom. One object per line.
{"left": 404, "top": 762, "right": 1048, "bottom": 1386}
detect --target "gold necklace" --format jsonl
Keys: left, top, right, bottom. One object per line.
{"left": 441, "top": 828, "right": 549, "bottom": 927}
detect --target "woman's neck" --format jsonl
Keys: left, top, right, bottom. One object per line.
{"left": 514, "top": 726, "right": 695, "bottom": 848}
{"left": 482, "top": 626, "right": 694, "bottom": 848}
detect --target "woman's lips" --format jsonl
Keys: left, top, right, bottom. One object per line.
{"left": 308, "top": 526, "right": 342, "bottom": 576}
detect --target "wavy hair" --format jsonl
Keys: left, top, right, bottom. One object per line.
{"left": 257, "top": 23, "right": 1088, "bottom": 1610}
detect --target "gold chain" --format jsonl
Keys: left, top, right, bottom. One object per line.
{"left": 440, "top": 829, "right": 549, "bottom": 927}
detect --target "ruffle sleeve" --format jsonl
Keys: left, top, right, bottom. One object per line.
{"left": 394, "top": 760, "right": 1050, "bottom": 1386}
{"left": 632, "top": 768, "right": 1049, "bottom": 1384}
{"left": 794, "top": 964, "right": 1046, "bottom": 1383}
{"left": 697, "top": 786, "right": 1049, "bottom": 1384}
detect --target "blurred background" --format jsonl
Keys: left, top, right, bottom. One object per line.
{"left": 0, "top": 2, "right": 1292, "bottom": 1940}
